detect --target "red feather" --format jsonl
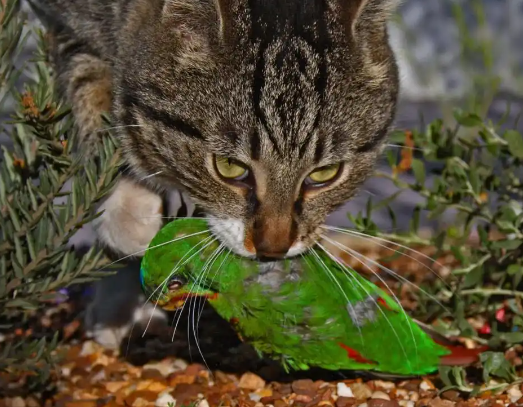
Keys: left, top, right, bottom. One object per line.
{"left": 377, "top": 297, "right": 393, "bottom": 311}
{"left": 415, "top": 320, "right": 488, "bottom": 366}
{"left": 438, "top": 342, "right": 489, "bottom": 366}
{"left": 339, "top": 343, "right": 377, "bottom": 365}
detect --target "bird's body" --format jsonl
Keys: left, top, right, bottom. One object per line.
{"left": 141, "top": 219, "right": 483, "bottom": 376}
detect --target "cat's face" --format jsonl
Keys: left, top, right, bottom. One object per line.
{"left": 114, "top": 0, "right": 399, "bottom": 259}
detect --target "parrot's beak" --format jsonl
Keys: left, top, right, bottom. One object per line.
{"left": 158, "top": 296, "right": 188, "bottom": 311}
{"left": 156, "top": 291, "right": 213, "bottom": 311}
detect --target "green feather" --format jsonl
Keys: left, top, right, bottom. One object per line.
{"left": 140, "top": 218, "right": 450, "bottom": 375}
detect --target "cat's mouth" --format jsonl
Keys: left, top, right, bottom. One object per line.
{"left": 255, "top": 254, "right": 290, "bottom": 263}
{"left": 206, "top": 215, "right": 310, "bottom": 260}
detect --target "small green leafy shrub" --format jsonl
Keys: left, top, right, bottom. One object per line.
{"left": 0, "top": 0, "right": 120, "bottom": 393}
{"left": 351, "top": 110, "right": 523, "bottom": 392}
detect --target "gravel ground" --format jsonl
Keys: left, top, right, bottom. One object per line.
{"left": 1, "top": 236, "right": 522, "bottom": 406}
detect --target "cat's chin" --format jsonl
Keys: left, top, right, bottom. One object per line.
{"left": 206, "top": 215, "right": 309, "bottom": 260}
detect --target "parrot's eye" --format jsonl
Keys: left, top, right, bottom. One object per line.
{"left": 167, "top": 276, "right": 185, "bottom": 292}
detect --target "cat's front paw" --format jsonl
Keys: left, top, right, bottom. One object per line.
{"left": 85, "top": 300, "right": 167, "bottom": 350}
{"left": 94, "top": 178, "right": 164, "bottom": 257}
{"left": 84, "top": 263, "right": 167, "bottom": 350}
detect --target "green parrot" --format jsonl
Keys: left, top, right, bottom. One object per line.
{"left": 140, "top": 218, "right": 485, "bottom": 376}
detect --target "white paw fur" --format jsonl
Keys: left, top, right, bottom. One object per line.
{"left": 85, "top": 300, "right": 167, "bottom": 350}
{"left": 85, "top": 273, "right": 168, "bottom": 350}
{"left": 93, "top": 178, "right": 164, "bottom": 256}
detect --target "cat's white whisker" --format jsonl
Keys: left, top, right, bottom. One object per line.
{"left": 385, "top": 143, "right": 423, "bottom": 152}
{"left": 319, "top": 235, "right": 419, "bottom": 366}
{"left": 198, "top": 248, "right": 232, "bottom": 324}
{"left": 121, "top": 231, "right": 213, "bottom": 356}
{"left": 321, "top": 225, "right": 448, "bottom": 285}
{"left": 322, "top": 225, "right": 449, "bottom": 287}
{"left": 306, "top": 248, "right": 366, "bottom": 350}
{"left": 139, "top": 170, "right": 163, "bottom": 181}
{"left": 321, "top": 233, "right": 449, "bottom": 311}
{"left": 167, "top": 236, "right": 219, "bottom": 342}
{"left": 314, "top": 243, "right": 412, "bottom": 369}
{"left": 141, "top": 235, "right": 216, "bottom": 338}
{"left": 141, "top": 235, "right": 215, "bottom": 342}
{"left": 96, "top": 229, "right": 208, "bottom": 272}
{"left": 190, "top": 243, "right": 224, "bottom": 372}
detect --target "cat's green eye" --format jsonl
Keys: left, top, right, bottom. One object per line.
{"left": 306, "top": 163, "right": 342, "bottom": 185}
{"left": 215, "top": 156, "right": 249, "bottom": 180}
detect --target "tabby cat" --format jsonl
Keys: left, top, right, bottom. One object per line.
{"left": 29, "top": 0, "right": 399, "bottom": 348}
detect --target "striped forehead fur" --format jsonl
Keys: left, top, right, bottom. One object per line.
{"left": 247, "top": 0, "right": 331, "bottom": 160}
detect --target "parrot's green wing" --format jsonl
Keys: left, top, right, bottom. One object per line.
{"left": 140, "top": 218, "right": 482, "bottom": 376}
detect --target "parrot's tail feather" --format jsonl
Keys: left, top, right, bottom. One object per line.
{"left": 414, "top": 319, "right": 488, "bottom": 366}
{"left": 438, "top": 343, "right": 489, "bottom": 366}
{"left": 414, "top": 319, "right": 454, "bottom": 346}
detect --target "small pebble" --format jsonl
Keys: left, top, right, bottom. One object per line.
{"left": 293, "top": 379, "right": 315, "bottom": 395}
{"left": 420, "top": 381, "right": 433, "bottom": 392}
{"left": 143, "top": 360, "right": 178, "bottom": 376}
{"left": 196, "top": 400, "right": 210, "bottom": 407}
{"left": 358, "top": 403, "right": 368, "bottom": 407}
{"left": 374, "top": 381, "right": 396, "bottom": 391}
{"left": 336, "top": 397, "right": 357, "bottom": 407}
{"left": 441, "top": 390, "right": 461, "bottom": 402}
{"left": 238, "top": 372, "right": 266, "bottom": 390}
{"left": 296, "top": 394, "right": 313, "bottom": 403}
{"left": 396, "top": 390, "right": 408, "bottom": 399}
{"left": 351, "top": 383, "right": 373, "bottom": 400}
{"left": 338, "top": 383, "right": 355, "bottom": 398}
{"left": 25, "top": 397, "right": 40, "bottom": 407}
{"left": 155, "top": 393, "right": 176, "bottom": 407}
{"left": 90, "top": 368, "right": 106, "bottom": 383}
{"left": 173, "top": 359, "right": 189, "bottom": 371}
{"left": 132, "top": 398, "right": 150, "bottom": 407}
{"left": 10, "top": 397, "right": 25, "bottom": 407}
{"left": 249, "top": 393, "right": 262, "bottom": 402}
{"left": 508, "top": 387, "right": 523, "bottom": 404}
{"left": 427, "top": 397, "right": 456, "bottom": 407}
{"left": 368, "top": 399, "right": 400, "bottom": 407}
{"left": 399, "top": 401, "right": 415, "bottom": 407}
{"left": 371, "top": 391, "right": 391, "bottom": 401}
{"left": 79, "top": 340, "right": 96, "bottom": 356}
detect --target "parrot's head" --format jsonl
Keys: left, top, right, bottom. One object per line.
{"left": 140, "top": 268, "right": 216, "bottom": 311}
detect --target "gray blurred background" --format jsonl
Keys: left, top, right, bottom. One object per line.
{"left": 1, "top": 0, "right": 522, "bottom": 242}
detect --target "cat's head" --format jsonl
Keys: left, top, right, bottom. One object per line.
{"left": 114, "top": 0, "right": 399, "bottom": 259}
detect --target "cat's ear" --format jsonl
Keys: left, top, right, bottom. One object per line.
{"left": 341, "top": 0, "right": 399, "bottom": 36}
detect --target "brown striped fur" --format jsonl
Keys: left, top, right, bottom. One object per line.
{"left": 30, "top": 0, "right": 400, "bottom": 259}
